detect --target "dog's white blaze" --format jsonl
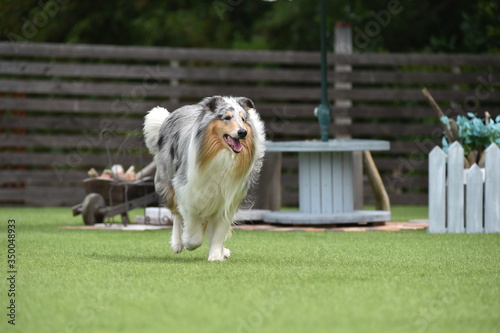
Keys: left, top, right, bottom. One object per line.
{"left": 226, "top": 97, "right": 246, "bottom": 134}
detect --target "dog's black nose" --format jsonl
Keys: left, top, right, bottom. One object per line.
{"left": 237, "top": 128, "right": 247, "bottom": 139}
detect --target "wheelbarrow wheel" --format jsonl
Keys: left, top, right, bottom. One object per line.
{"left": 81, "top": 193, "right": 105, "bottom": 225}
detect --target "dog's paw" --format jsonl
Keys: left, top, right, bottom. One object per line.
{"left": 171, "top": 242, "right": 183, "bottom": 254}
{"left": 207, "top": 248, "right": 231, "bottom": 261}
{"left": 207, "top": 256, "right": 225, "bottom": 262}
{"left": 223, "top": 247, "right": 231, "bottom": 259}
{"left": 183, "top": 239, "right": 203, "bottom": 251}
{"left": 207, "top": 253, "right": 226, "bottom": 262}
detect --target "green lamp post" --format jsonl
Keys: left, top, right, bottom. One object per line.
{"left": 315, "top": 0, "right": 331, "bottom": 142}
{"left": 265, "top": 0, "right": 331, "bottom": 141}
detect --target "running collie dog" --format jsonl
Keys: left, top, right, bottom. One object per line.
{"left": 143, "top": 96, "right": 265, "bottom": 261}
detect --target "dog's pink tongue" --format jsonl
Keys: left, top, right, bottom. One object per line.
{"left": 232, "top": 139, "right": 243, "bottom": 152}
{"left": 224, "top": 135, "right": 243, "bottom": 153}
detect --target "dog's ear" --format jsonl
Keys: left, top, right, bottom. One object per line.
{"left": 200, "top": 96, "right": 223, "bottom": 112}
{"left": 237, "top": 97, "right": 255, "bottom": 111}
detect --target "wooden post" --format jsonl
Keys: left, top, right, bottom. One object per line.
{"left": 334, "top": 22, "right": 363, "bottom": 210}
{"left": 362, "top": 151, "right": 390, "bottom": 211}
{"left": 249, "top": 152, "right": 282, "bottom": 211}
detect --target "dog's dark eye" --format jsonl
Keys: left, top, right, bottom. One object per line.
{"left": 224, "top": 115, "right": 232, "bottom": 121}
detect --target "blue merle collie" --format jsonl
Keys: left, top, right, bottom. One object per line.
{"left": 144, "top": 96, "right": 265, "bottom": 261}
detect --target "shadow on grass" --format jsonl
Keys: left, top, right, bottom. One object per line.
{"left": 87, "top": 253, "right": 205, "bottom": 264}
{"left": 87, "top": 252, "right": 281, "bottom": 265}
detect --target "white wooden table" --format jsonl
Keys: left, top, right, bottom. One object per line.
{"left": 263, "top": 139, "right": 391, "bottom": 224}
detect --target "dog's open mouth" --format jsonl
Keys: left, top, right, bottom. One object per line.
{"left": 223, "top": 134, "right": 243, "bottom": 153}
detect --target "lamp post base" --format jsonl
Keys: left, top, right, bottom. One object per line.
{"left": 315, "top": 103, "right": 331, "bottom": 142}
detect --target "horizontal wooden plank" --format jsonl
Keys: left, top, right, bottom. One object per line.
{"left": 268, "top": 122, "right": 441, "bottom": 137}
{"left": 0, "top": 115, "right": 142, "bottom": 131}
{"left": 336, "top": 53, "right": 500, "bottom": 66}
{"left": 0, "top": 170, "right": 88, "bottom": 185}
{"left": 1, "top": 152, "right": 151, "bottom": 168}
{"left": 0, "top": 42, "right": 321, "bottom": 65}
{"left": 335, "top": 106, "right": 434, "bottom": 118}
{"left": 4, "top": 97, "right": 481, "bottom": 120}
{"left": 0, "top": 61, "right": 175, "bottom": 80}
{"left": 0, "top": 60, "right": 320, "bottom": 82}
{"left": 2, "top": 138, "right": 433, "bottom": 169}
{"left": 0, "top": 97, "right": 305, "bottom": 116}
{"left": 0, "top": 133, "right": 146, "bottom": 149}
{"left": 333, "top": 88, "right": 500, "bottom": 102}
{"left": 334, "top": 123, "right": 441, "bottom": 137}
{"left": 336, "top": 106, "right": 498, "bottom": 119}
{"left": 0, "top": 171, "right": 426, "bottom": 206}
{"left": 266, "top": 105, "right": 440, "bottom": 119}
{"left": 2, "top": 42, "right": 500, "bottom": 67}
{"left": 0, "top": 182, "right": 428, "bottom": 206}
{"left": 0, "top": 97, "right": 163, "bottom": 113}
{"left": 0, "top": 79, "right": 321, "bottom": 100}
{"left": 3, "top": 78, "right": 498, "bottom": 102}
{"left": 2, "top": 61, "right": 494, "bottom": 85}
{"left": 333, "top": 70, "right": 496, "bottom": 84}
{"left": 7, "top": 187, "right": 428, "bottom": 207}
{"left": 0, "top": 116, "right": 441, "bottom": 139}
{"left": 0, "top": 186, "right": 85, "bottom": 206}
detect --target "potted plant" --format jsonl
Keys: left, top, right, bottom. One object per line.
{"left": 440, "top": 112, "right": 500, "bottom": 167}
{"left": 422, "top": 88, "right": 500, "bottom": 168}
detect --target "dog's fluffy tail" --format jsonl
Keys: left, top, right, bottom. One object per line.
{"left": 144, "top": 106, "right": 169, "bottom": 155}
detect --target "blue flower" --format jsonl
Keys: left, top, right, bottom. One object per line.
{"left": 441, "top": 136, "right": 449, "bottom": 153}
{"left": 443, "top": 112, "right": 500, "bottom": 154}
{"left": 440, "top": 116, "right": 450, "bottom": 129}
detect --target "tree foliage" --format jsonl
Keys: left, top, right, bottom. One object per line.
{"left": 1, "top": 0, "right": 498, "bottom": 53}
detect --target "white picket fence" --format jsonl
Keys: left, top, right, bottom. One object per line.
{"left": 428, "top": 142, "right": 500, "bottom": 233}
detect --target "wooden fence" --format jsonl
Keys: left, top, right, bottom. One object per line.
{"left": 1, "top": 41, "right": 499, "bottom": 206}
{"left": 428, "top": 143, "right": 500, "bottom": 233}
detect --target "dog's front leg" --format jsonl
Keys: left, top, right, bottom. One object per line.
{"left": 206, "top": 220, "right": 231, "bottom": 261}
{"left": 182, "top": 216, "right": 204, "bottom": 251}
{"left": 170, "top": 214, "right": 184, "bottom": 254}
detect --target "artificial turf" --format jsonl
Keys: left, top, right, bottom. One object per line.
{"left": 1, "top": 207, "right": 499, "bottom": 333}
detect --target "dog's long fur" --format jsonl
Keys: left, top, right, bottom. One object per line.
{"left": 144, "top": 96, "right": 265, "bottom": 261}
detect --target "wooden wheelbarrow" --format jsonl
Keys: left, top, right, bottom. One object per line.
{"left": 72, "top": 163, "right": 158, "bottom": 226}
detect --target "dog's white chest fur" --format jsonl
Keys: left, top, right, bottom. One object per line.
{"left": 177, "top": 149, "right": 247, "bottom": 220}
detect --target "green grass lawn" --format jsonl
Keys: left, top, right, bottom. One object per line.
{"left": 1, "top": 207, "right": 499, "bottom": 333}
